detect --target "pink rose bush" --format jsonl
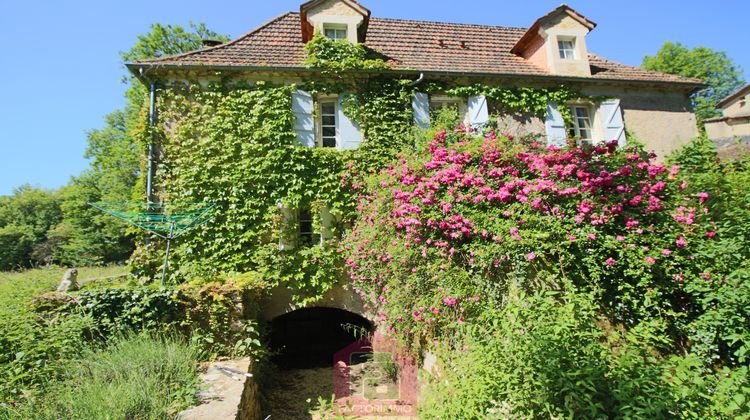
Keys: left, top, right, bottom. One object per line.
{"left": 342, "top": 129, "right": 716, "bottom": 345}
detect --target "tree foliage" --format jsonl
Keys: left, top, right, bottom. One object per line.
{"left": 643, "top": 41, "right": 746, "bottom": 122}
{"left": 50, "top": 23, "right": 228, "bottom": 267}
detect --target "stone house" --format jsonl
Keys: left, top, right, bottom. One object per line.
{"left": 704, "top": 83, "right": 750, "bottom": 158}
{"left": 128, "top": 0, "right": 703, "bottom": 159}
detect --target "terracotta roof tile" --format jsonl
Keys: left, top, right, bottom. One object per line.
{"left": 134, "top": 12, "right": 702, "bottom": 86}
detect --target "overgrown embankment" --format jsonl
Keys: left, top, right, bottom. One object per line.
{"left": 343, "top": 130, "right": 750, "bottom": 417}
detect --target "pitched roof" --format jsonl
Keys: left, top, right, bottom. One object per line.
{"left": 717, "top": 83, "right": 750, "bottom": 109}
{"left": 130, "top": 12, "right": 702, "bottom": 87}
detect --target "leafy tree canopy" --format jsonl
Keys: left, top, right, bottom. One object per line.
{"left": 642, "top": 41, "right": 746, "bottom": 122}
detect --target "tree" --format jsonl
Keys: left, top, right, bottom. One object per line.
{"left": 53, "top": 23, "right": 229, "bottom": 266}
{"left": 0, "top": 185, "right": 62, "bottom": 268}
{"left": 642, "top": 42, "right": 746, "bottom": 122}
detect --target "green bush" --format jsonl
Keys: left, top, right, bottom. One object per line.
{"left": 0, "top": 267, "right": 126, "bottom": 404}
{"left": 420, "top": 292, "right": 750, "bottom": 419}
{"left": 4, "top": 334, "right": 201, "bottom": 419}
{"left": 0, "top": 225, "right": 33, "bottom": 271}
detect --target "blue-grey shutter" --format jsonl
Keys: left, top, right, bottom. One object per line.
{"left": 468, "top": 95, "right": 489, "bottom": 128}
{"left": 277, "top": 202, "right": 296, "bottom": 251}
{"left": 412, "top": 92, "right": 430, "bottom": 130}
{"left": 600, "top": 99, "right": 627, "bottom": 147}
{"left": 545, "top": 102, "right": 567, "bottom": 147}
{"left": 292, "top": 90, "right": 315, "bottom": 147}
{"left": 338, "top": 93, "right": 362, "bottom": 150}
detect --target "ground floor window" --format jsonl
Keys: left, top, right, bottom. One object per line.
{"left": 568, "top": 105, "right": 593, "bottom": 143}
{"left": 298, "top": 207, "right": 319, "bottom": 246}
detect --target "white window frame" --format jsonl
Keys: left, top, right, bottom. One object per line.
{"left": 558, "top": 37, "right": 577, "bottom": 60}
{"left": 324, "top": 24, "right": 348, "bottom": 41}
{"left": 568, "top": 105, "right": 594, "bottom": 144}
{"left": 298, "top": 207, "right": 320, "bottom": 247}
{"left": 318, "top": 98, "right": 338, "bottom": 148}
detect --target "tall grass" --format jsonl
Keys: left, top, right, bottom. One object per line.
{"left": 0, "top": 266, "right": 128, "bottom": 403}
{"left": 4, "top": 334, "right": 201, "bottom": 419}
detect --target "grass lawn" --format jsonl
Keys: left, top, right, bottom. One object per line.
{"left": 0, "top": 266, "right": 201, "bottom": 419}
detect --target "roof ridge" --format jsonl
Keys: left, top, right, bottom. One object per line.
{"left": 287, "top": 10, "right": 528, "bottom": 31}
{"left": 369, "top": 14, "right": 529, "bottom": 31}
{"left": 133, "top": 12, "right": 295, "bottom": 65}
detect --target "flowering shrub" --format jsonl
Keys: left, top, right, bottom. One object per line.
{"left": 343, "top": 129, "right": 717, "bottom": 348}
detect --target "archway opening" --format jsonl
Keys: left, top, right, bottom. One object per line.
{"left": 269, "top": 307, "right": 373, "bottom": 369}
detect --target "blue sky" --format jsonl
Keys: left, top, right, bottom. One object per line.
{"left": 1, "top": 0, "right": 748, "bottom": 195}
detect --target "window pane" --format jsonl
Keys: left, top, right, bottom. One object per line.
{"left": 323, "top": 127, "right": 336, "bottom": 137}
{"left": 575, "top": 107, "right": 589, "bottom": 118}
{"left": 322, "top": 115, "right": 335, "bottom": 126}
{"left": 321, "top": 103, "right": 335, "bottom": 114}
{"left": 322, "top": 137, "right": 336, "bottom": 148}
{"left": 579, "top": 129, "right": 591, "bottom": 140}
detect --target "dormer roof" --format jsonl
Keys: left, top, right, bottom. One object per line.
{"left": 300, "top": 0, "right": 371, "bottom": 42}
{"left": 511, "top": 5, "right": 596, "bottom": 56}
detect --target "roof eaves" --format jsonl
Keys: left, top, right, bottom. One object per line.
{"left": 125, "top": 62, "right": 708, "bottom": 91}
{"left": 717, "top": 83, "right": 750, "bottom": 109}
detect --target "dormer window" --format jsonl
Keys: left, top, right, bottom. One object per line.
{"left": 324, "top": 25, "right": 348, "bottom": 41}
{"left": 558, "top": 38, "right": 576, "bottom": 60}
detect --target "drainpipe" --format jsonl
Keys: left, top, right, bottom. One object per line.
{"left": 409, "top": 72, "right": 425, "bottom": 87}
{"left": 146, "top": 73, "right": 157, "bottom": 206}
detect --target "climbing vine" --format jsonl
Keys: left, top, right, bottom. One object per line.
{"left": 132, "top": 35, "right": 600, "bottom": 306}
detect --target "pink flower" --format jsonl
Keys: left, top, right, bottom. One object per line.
{"left": 661, "top": 249, "right": 672, "bottom": 255}
{"left": 697, "top": 192, "right": 709, "bottom": 204}
{"left": 567, "top": 235, "right": 577, "bottom": 241}
{"left": 676, "top": 237, "right": 688, "bottom": 248}
{"left": 442, "top": 297, "right": 457, "bottom": 306}
{"left": 645, "top": 256, "right": 656, "bottom": 265}
{"left": 605, "top": 258, "right": 616, "bottom": 266}
{"left": 706, "top": 231, "right": 716, "bottom": 238}
{"left": 587, "top": 233, "right": 597, "bottom": 241}
{"left": 616, "top": 235, "right": 625, "bottom": 242}
{"left": 526, "top": 252, "right": 537, "bottom": 261}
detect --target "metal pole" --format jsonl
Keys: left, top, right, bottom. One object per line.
{"left": 160, "top": 223, "right": 175, "bottom": 287}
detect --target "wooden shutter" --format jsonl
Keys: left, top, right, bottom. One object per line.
{"left": 545, "top": 102, "right": 567, "bottom": 147}
{"left": 600, "top": 99, "right": 627, "bottom": 146}
{"left": 292, "top": 90, "right": 315, "bottom": 147}
{"left": 337, "top": 93, "right": 362, "bottom": 150}
{"left": 467, "top": 95, "right": 489, "bottom": 128}
{"left": 412, "top": 92, "right": 430, "bottom": 130}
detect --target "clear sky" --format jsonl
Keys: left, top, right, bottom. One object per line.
{"left": 1, "top": 0, "right": 748, "bottom": 195}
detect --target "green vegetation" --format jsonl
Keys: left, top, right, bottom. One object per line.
{"left": 643, "top": 41, "right": 746, "bottom": 122}
{"left": 343, "top": 129, "right": 750, "bottom": 417}
{"left": 4, "top": 334, "right": 201, "bottom": 419}
{"left": 0, "top": 266, "right": 125, "bottom": 403}
{"left": 0, "top": 23, "right": 228, "bottom": 270}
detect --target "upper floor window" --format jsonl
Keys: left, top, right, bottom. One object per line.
{"left": 568, "top": 106, "right": 592, "bottom": 142}
{"left": 558, "top": 38, "right": 576, "bottom": 60}
{"left": 324, "top": 25, "right": 348, "bottom": 41}
{"left": 319, "top": 101, "right": 338, "bottom": 148}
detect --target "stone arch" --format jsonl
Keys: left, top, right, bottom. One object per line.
{"left": 259, "top": 282, "right": 372, "bottom": 322}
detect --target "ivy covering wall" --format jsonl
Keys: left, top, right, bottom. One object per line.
{"left": 133, "top": 34, "right": 592, "bottom": 305}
